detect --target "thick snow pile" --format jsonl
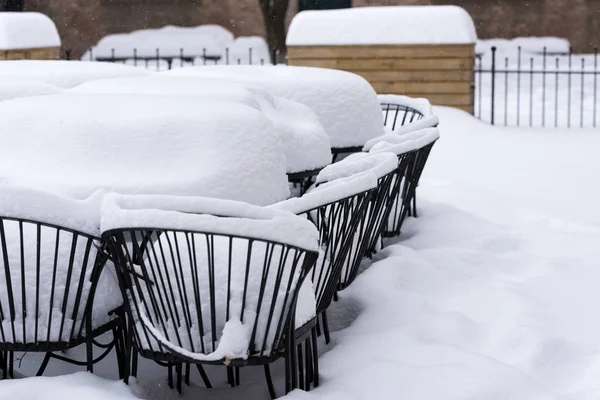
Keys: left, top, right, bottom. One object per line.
{"left": 0, "top": 61, "right": 148, "bottom": 88}
{"left": 0, "top": 185, "right": 121, "bottom": 343}
{"left": 0, "top": 12, "right": 60, "bottom": 50}
{"left": 0, "top": 78, "right": 61, "bottom": 102}
{"left": 365, "top": 127, "right": 440, "bottom": 154}
{"left": 71, "top": 76, "right": 331, "bottom": 173}
{"left": 0, "top": 372, "right": 139, "bottom": 400}
{"left": 101, "top": 194, "right": 318, "bottom": 360}
{"left": 316, "top": 152, "right": 398, "bottom": 183}
{"left": 477, "top": 36, "right": 571, "bottom": 56}
{"left": 0, "top": 93, "right": 290, "bottom": 205}
{"left": 84, "top": 25, "right": 270, "bottom": 66}
{"left": 287, "top": 6, "right": 477, "bottom": 46}
{"left": 164, "top": 65, "right": 384, "bottom": 149}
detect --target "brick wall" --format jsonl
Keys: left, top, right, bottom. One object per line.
{"left": 21, "top": 0, "right": 599, "bottom": 58}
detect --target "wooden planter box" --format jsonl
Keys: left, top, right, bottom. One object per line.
{"left": 0, "top": 46, "right": 60, "bottom": 61}
{"left": 288, "top": 43, "right": 475, "bottom": 114}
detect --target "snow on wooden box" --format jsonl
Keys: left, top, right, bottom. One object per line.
{"left": 0, "top": 12, "right": 61, "bottom": 60}
{"left": 286, "top": 6, "right": 477, "bottom": 114}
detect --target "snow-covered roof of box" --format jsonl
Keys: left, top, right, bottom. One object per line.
{"left": 0, "top": 12, "right": 61, "bottom": 50}
{"left": 287, "top": 6, "right": 477, "bottom": 46}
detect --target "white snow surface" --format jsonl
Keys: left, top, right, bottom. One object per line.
{"left": 0, "top": 372, "right": 137, "bottom": 400}
{"left": 271, "top": 173, "right": 377, "bottom": 216}
{"left": 379, "top": 94, "right": 434, "bottom": 117}
{"left": 287, "top": 6, "right": 477, "bottom": 46}
{"left": 84, "top": 25, "right": 270, "bottom": 65}
{"left": 162, "top": 65, "right": 384, "bottom": 149}
{"left": 88, "top": 25, "right": 232, "bottom": 59}
{"left": 0, "top": 61, "right": 148, "bottom": 88}
{"left": 365, "top": 127, "right": 440, "bottom": 154}
{"left": 316, "top": 152, "right": 398, "bottom": 183}
{"left": 71, "top": 76, "right": 331, "bottom": 173}
{"left": 0, "top": 93, "right": 290, "bottom": 205}
{"left": 477, "top": 36, "right": 571, "bottom": 55}
{"left": 7, "top": 105, "right": 600, "bottom": 400}
{"left": 101, "top": 193, "right": 318, "bottom": 252}
{"left": 0, "top": 12, "right": 60, "bottom": 50}
{"left": 0, "top": 78, "right": 61, "bottom": 102}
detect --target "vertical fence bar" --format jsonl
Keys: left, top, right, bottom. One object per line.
{"left": 203, "top": 48, "right": 206, "bottom": 65}
{"left": 133, "top": 48, "right": 138, "bottom": 67}
{"left": 111, "top": 48, "right": 115, "bottom": 62}
{"left": 594, "top": 48, "right": 598, "bottom": 128}
{"left": 517, "top": 47, "right": 521, "bottom": 126}
{"left": 249, "top": 48, "right": 253, "bottom": 65}
{"left": 477, "top": 55, "right": 482, "bottom": 119}
{"left": 156, "top": 48, "right": 160, "bottom": 71}
{"left": 581, "top": 58, "right": 585, "bottom": 128}
{"left": 490, "top": 46, "right": 497, "bottom": 125}
{"left": 226, "top": 48, "right": 230, "bottom": 65}
{"left": 90, "top": 48, "right": 94, "bottom": 61}
{"left": 180, "top": 48, "right": 184, "bottom": 68}
{"left": 272, "top": 49, "right": 278, "bottom": 66}
{"left": 567, "top": 47, "right": 573, "bottom": 127}
{"left": 555, "top": 58, "right": 559, "bottom": 127}
{"left": 504, "top": 57, "right": 508, "bottom": 126}
{"left": 529, "top": 57, "right": 534, "bottom": 127}
{"left": 542, "top": 47, "right": 547, "bottom": 127}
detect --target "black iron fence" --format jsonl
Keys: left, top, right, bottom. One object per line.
{"left": 67, "top": 45, "right": 600, "bottom": 129}
{"left": 66, "top": 47, "right": 279, "bottom": 70}
{"left": 475, "top": 47, "right": 599, "bottom": 128}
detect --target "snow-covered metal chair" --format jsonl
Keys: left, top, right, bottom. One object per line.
{"left": 378, "top": 94, "right": 440, "bottom": 220}
{"left": 0, "top": 186, "right": 125, "bottom": 379}
{"left": 272, "top": 173, "right": 376, "bottom": 365}
{"left": 364, "top": 127, "right": 440, "bottom": 236}
{"left": 101, "top": 194, "right": 319, "bottom": 397}
{"left": 315, "top": 152, "right": 400, "bottom": 290}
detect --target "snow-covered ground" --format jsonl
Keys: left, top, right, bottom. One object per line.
{"left": 3, "top": 106, "right": 600, "bottom": 399}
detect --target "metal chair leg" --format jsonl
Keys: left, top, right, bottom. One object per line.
{"left": 264, "top": 364, "right": 277, "bottom": 399}
{"left": 167, "top": 363, "right": 174, "bottom": 389}
{"left": 196, "top": 364, "right": 212, "bottom": 388}
{"left": 185, "top": 363, "right": 190, "bottom": 386}
{"left": 176, "top": 363, "right": 182, "bottom": 394}
{"left": 322, "top": 311, "right": 331, "bottom": 344}
{"left": 311, "top": 328, "right": 320, "bottom": 387}
{"left": 297, "top": 343, "right": 305, "bottom": 391}
{"left": 36, "top": 353, "right": 52, "bottom": 376}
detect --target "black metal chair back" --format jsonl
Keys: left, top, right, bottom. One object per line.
{"left": 381, "top": 103, "right": 425, "bottom": 131}
{"left": 0, "top": 217, "right": 110, "bottom": 352}
{"left": 104, "top": 227, "right": 318, "bottom": 365}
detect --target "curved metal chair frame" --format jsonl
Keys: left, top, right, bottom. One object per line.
{"left": 0, "top": 216, "right": 125, "bottom": 379}
{"left": 381, "top": 102, "right": 425, "bottom": 130}
{"left": 104, "top": 227, "right": 318, "bottom": 397}
{"left": 336, "top": 169, "right": 398, "bottom": 291}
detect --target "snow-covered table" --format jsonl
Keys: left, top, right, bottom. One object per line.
{"left": 70, "top": 76, "right": 332, "bottom": 176}
{"left": 162, "top": 65, "right": 384, "bottom": 155}
{"left": 0, "top": 93, "right": 290, "bottom": 206}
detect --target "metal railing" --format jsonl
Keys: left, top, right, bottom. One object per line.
{"left": 475, "top": 46, "right": 599, "bottom": 128}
